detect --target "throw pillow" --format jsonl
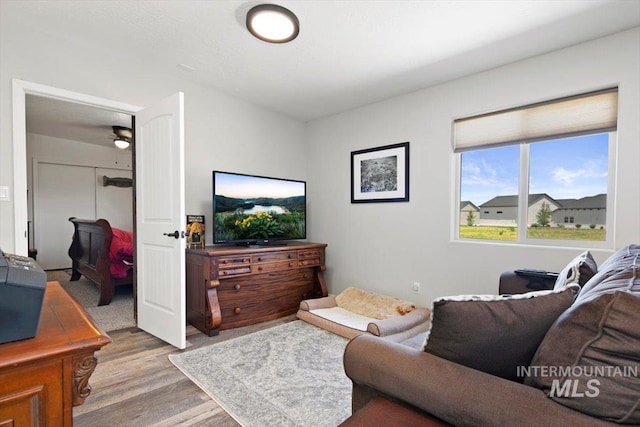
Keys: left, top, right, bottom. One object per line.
{"left": 524, "top": 291, "right": 640, "bottom": 424}
{"left": 576, "top": 245, "right": 640, "bottom": 300}
{"left": 421, "top": 285, "right": 579, "bottom": 382}
{"left": 553, "top": 250, "right": 598, "bottom": 290}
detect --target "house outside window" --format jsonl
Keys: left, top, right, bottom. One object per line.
{"left": 455, "top": 88, "right": 617, "bottom": 248}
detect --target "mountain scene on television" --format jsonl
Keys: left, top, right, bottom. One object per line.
{"left": 214, "top": 195, "right": 305, "bottom": 240}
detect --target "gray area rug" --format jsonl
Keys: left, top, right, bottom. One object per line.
{"left": 169, "top": 320, "right": 352, "bottom": 427}
{"left": 46, "top": 270, "right": 135, "bottom": 332}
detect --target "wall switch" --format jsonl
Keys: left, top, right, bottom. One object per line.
{"left": 412, "top": 282, "right": 421, "bottom": 294}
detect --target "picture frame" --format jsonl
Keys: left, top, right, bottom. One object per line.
{"left": 351, "top": 142, "right": 409, "bottom": 203}
{"left": 186, "top": 215, "right": 205, "bottom": 248}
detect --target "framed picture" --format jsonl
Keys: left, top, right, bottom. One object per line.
{"left": 351, "top": 142, "right": 409, "bottom": 203}
{"left": 186, "top": 215, "right": 205, "bottom": 248}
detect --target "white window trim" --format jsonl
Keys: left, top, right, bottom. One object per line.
{"left": 453, "top": 131, "right": 616, "bottom": 249}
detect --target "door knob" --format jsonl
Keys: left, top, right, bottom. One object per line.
{"left": 163, "top": 230, "right": 181, "bottom": 239}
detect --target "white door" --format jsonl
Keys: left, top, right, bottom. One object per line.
{"left": 135, "top": 92, "right": 186, "bottom": 349}
{"left": 35, "top": 163, "right": 95, "bottom": 269}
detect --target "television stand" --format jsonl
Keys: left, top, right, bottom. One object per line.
{"left": 186, "top": 242, "right": 327, "bottom": 336}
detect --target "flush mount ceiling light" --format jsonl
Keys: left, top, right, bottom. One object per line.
{"left": 114, "top": 138, "right": 130, "bottom": 149}
{"left": 246, "top": 4, "right": 299, "bottom": 43}
{"left": 112, "top": 126, "right": 132, "bottom": 150}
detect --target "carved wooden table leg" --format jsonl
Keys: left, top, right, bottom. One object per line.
{"left": 73, "top": 354, "right": 98, "bottom": 406}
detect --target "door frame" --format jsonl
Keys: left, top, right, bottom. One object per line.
{"left": 11, "top": 78, "right": 141, "bottom": 255}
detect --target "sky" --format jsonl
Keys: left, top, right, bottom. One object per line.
{"left": 461, "top": 133, "right": 609, "bottom": 206}
{"left": 214, "top": 171, "right": 305, "bottom": 199}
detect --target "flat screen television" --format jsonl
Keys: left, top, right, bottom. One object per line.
{"left": 212, "top": 170, "right": 306, "bottom": 245}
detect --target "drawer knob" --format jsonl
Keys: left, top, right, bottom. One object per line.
{"left": 234, "top": 284, "right": 241, "bottom": 290}
{"left": 234, "top": 307, "right": 241, "bottom": 314}
{"left": 258, "top": 266, "right": 263, "bottom": 271}
{"left": 221, "top": 260, "right": 227, "bottom": 264}
{"left": 288, "top": 262, "right": 293, "bottom": 267}
{"left": 257, "top": 257, "right": 262, "bottom": 261}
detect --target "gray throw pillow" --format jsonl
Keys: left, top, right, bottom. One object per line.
{"left": 554, "top": 250, "right": 598, "bottom": 290}
{"left": 524, "top": 291, "right": 640, "bottom": 424}
{"left": 421, "top": 285, "right": 579, "bottom": 382}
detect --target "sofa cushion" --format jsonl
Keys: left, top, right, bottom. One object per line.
{"left": 524, "top": 291, "right": 640, "bottom": 424}
{"left": 554, "top": 250, "right": 598, "bottom": 290}
{"left": 421, "top": 285, "right": 579, "bottom": 382}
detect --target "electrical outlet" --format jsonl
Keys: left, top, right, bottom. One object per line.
{"left": 412, "top": 282, "right": 421, "bottom": 294}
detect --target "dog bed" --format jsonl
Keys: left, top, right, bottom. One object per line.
{"left": 297, "top": 287, "right": 431, "bottom": 342}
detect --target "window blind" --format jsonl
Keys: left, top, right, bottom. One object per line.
{"left": 453, "top": 88, "right": 618, "bottom": 152}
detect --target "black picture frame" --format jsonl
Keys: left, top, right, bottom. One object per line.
{"left": 351, "top": 142, "right": 409, "bottom": 203}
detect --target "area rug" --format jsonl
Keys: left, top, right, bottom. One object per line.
{"left": 169, "top": 320, "right": 352, "bottom": 427}
{"left": 46, "top": 269, "right": 135, "bottom": 332}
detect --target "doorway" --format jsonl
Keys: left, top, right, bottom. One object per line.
{"left": 12, "top": 79, "right": 140, "bottom": 326}
{"left": 13, "top": 80, "right": 187, "bottom": 349}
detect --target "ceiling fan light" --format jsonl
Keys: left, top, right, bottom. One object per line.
{"left": 114, "top": 138, "right": 130, "bottom": 149}
{"left": 247, "top": 4, "right": 299, "bottom": 43}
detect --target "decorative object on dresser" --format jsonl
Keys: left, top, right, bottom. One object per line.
{"left": 186, "top": 214, "right": 205, "bottom": 248}
{"left": 68, "top": 217, "right": 134, "bottom": 306}
{"left": 186, "top": 242, "right": 327, "bottom": 336}
{"left": 0, "top": 281, "right": 110, "bottom": 426}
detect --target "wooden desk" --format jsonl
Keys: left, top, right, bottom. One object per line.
{"left": 0, "top": 281, "right": 111, "bottom": 426}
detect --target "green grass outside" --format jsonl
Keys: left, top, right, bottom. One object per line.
{"left": 459, "top": 226, "right": 606, "bottom": 241}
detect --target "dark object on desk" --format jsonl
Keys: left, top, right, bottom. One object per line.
{"left": 0, "top": 249, "right": 46, "bottom": 344}
{"left": 499, "top": 269, "right": 559, "bottom": 295}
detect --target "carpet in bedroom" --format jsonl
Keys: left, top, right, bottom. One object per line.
{"left": 46, "top": 269, "right": 136, "bottom": 332}
{"left": 169, "top": 320, "right": 352, "bottom": 427}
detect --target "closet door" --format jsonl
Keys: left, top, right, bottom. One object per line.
{"left": 35, "top": 163, "right": 95, "bottom": 270}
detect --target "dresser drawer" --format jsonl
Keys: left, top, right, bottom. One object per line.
{"left": 252, "top": 251, "right": 297, "bottom": 264}
{"left": 215, "top": 256, "right": 251, "bottom": 277}
{"left": 218, "top": 271, "right": 315, "bottom": 329}
{"left": 252, "top": 260, "right": 297, "bottom": 273}
{"left": 298, "top": 258, "right": 320, "bottom": 267}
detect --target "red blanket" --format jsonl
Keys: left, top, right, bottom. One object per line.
{"left": 109, "top": 228, "right": 134, "bottom": 279}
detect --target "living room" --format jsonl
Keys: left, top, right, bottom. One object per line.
{"left": 1, "top": 1, "right": 639, "bottom": 425}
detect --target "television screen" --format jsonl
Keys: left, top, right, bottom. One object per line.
{"left": 213, "top": 171, "right": 306, "bottom": 245}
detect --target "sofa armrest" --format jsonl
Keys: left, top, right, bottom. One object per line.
{"left": 344, "top": 335, "right": 614, "bottom": 427}
{"left": 499, "top": 271, "right": 556, "bottom": 294}
{"left": 366, "top": 307, "right": 429, "bottom": 337}
{"left": 299, "top": 295, "right": 336, "bottom": 311}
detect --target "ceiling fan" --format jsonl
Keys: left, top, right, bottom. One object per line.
{"left": 112, "top": 126, "right": 132, "bottom": 149}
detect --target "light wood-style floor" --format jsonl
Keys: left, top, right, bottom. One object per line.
{"left": 74, "top": 316, "right": 298, "bottom": 426}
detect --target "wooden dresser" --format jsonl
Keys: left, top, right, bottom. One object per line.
{"left": 186, "top": 242, "right": 327, "bottom": 335}
{"left": 0, "top": 281, "right": 111, "bottom": 426}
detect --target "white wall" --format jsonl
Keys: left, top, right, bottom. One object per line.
{"left": 306, "top": 28, "right": 640, "bottom": 306}
{"left": 0, "top": 10, "right": 306, "bottom": 252}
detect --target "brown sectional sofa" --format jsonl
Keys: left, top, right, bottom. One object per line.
{"left": 343, "top": 245, "right": 640, "bottom": 426}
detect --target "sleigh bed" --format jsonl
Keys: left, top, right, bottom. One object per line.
{"left": 68, "top": 217, "right": 134, "bottom": 306}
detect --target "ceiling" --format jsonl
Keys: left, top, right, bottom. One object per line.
{"left": 15, "top": 0, "right": 640, "bottom": 147}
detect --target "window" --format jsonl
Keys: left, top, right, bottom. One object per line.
{"left": 455, "top": 88, "right": 616, "bottom": 247}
